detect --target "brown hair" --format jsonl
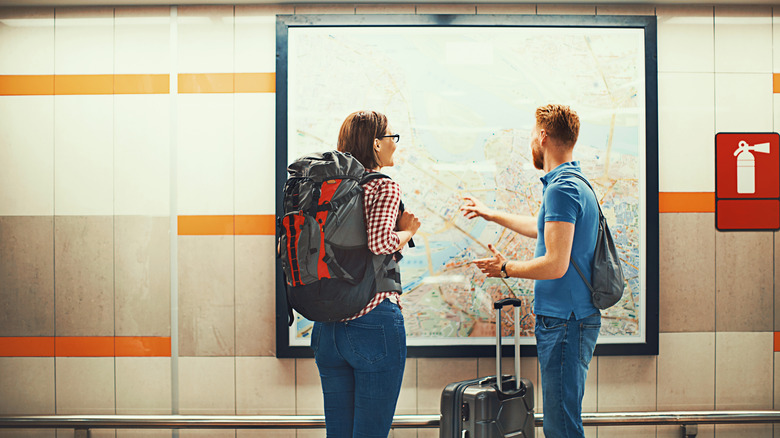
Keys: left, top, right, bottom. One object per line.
{"left": 535, "top": 104, "right": 580, "bottom": 148}
{"left": 337, "top": 110, "right": 388, "bottom": 170}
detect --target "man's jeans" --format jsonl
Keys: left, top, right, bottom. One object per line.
{"left": 311, "top": 299, "right": 407, "bottom": 438}
{"left": 535, "top": 312, "right": 601, "bottom": 438}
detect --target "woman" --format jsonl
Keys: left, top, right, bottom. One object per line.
{"left": 310, "top": 110, "right": 421, "bottom": 438}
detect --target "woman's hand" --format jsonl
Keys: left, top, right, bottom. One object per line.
{"left": 397, "top": 210, "right": 421, "bottom": 235}
{"left": 460, "top": 196, "right": 494, "bottom": 221}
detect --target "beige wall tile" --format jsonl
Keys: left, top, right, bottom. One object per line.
{"left": 294, "top": 4, "right": 356, "bottom": 14}
{"left": 0, "top": 431, "right": 55, "bottom": 438}
{"left": 657, "top": 333, "right": 715, "bottom": 410}
{"left": 776, "top": 352, "right": 780, "bottom": 409}
{"left": 536, "top": 4, "right": 595, "bottom": 15}
{"left": 476, "top": 4, "right": 535, "bottom": 14}
{"left": 117, "top": 431, "right": 172, "bottom": 438}
{"left": 415, "top": 4, "right": 476, "bottom": 15}
{"left": 116, "top": 357, "right": 172, "bottom": 415}
{"left": 238, "top": 430, "right": 295, "bottom": 438}
{"left": 236, "top": 5, "right": 294, "bottom": 17}
{"left": 356, "top": 4, "right": 416, "bottom": 14}
{"left": 656, "top": 5, "right": 714, "bottom": 73}
{"left": 235, "top": 236, "right": 275, "bottom": 356}
{"left": 597, "top": 356, "right": 656, "bottom": 411}
{"left": 716, "top": 424, "right": 772, "bottom": 437}
{"left": 659, "top": 214, "right": 715, "bottom": 332}
{"left": 776, "top": 232, "right": 780, "bottom": 331}
{"left": 417, "top": 358, "right": 477, "bottom": 414}
{"left": 714, "top": 6, "right": 772, "bottom": 74}
{"left": 418, "top": 429, "right": 436, "bottom": 438}
{"left": 658, "top": 73, "right": 716, "bottom": 193}
{"left": 295, "top": 358, "right": 323, "bottom": 415}
{"left": 115, "top": 216, "right": 170, "bottom": 337}
{"left": 715, "top": 332, "right": 773, "bottom": 410}
{"left": 0, "top": 216, "right": 54, "bottom": 336}
{"left": 55, "top": 357, "right": 115, "bottom": 414}
{"left": 715, "top": 73, "right": 773, "bottom": 133}
{"left": 55, "top": 216, "right": 114, "bottom": 336}
{"left": 178, "top": 357, "right": 235, "bottom": 414}
{"left": 236, "top": 357, "right": 296, "bottom": 415}
{"left": 397, "top": 358, "right": 417, "bottom": 415}
{"left": 658, "top": 424, "right": 714, "bottom": 438}
{"left": 179, "top": 431, "right": 234, "bottom": 438}
{"left": 715, "top": 232, "right": 773, "bottom": 332}
{"left": 596, "top": 5, "right": 655, "bottom": 15}
{"left": 178, "top": 236, "right": 235, "bottom": 356}
{"left": 597, "top": 426, "right": 656, "bottom": 437}
{"left": 0, "top": 358, "right": 54, "bottom": 415}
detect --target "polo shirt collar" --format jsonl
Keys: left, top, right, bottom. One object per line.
{"left": 540, "top": 161, "right": 582, "bottom": 188}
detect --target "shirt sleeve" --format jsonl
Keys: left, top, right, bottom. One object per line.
{"left": 543, "top": 180, "right": 580, "bottom": 224}
{"left": 364, "top": 178, "right": 402, "bottom": 255}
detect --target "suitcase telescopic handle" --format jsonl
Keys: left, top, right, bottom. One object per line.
{"left": 494, "top": 298, "right": 523, "bottom": 392}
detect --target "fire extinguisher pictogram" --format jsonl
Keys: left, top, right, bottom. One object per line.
{"left": 734, "top": 140, "right": 771, "bottom": 194}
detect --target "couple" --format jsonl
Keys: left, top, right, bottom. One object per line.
{"left": 312, "top": 105, "right": 601, "bottom": 438}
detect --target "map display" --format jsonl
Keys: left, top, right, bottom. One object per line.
{"left": 280, "top": 20, "right": 652, "bottom": 350}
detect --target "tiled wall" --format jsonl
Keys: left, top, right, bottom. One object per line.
{"left": 0, "top": 3, "right": 779, "bottom": 438}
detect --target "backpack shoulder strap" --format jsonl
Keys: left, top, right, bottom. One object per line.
{"left": 562, "top": 171, "right": 603, "bottom": 217}
{"left": 360, "top": 171, "right": 391, "bottom": 185}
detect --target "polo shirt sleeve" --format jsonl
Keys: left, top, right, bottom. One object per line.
{"left": 543, "top": 181, "right": 581, "bottom": 224}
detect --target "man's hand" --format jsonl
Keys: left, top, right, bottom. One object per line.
{"left": 473, "top": 244, "right": 508, "bottom": 278}
{"left": 460, "top": 196, "right": 494, "bottom": 221}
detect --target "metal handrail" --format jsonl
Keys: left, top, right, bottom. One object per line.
{"left": 2, "top": 411, "right": 780, "bottom": 429}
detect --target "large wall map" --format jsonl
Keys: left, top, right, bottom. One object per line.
{"left": 279, "top": 18, "right": 656, "bottom": 353}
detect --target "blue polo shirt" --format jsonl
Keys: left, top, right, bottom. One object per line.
{"left": 534, "top": 161, "right": 600, "bottom": 320}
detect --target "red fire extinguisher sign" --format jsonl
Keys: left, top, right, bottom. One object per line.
{"left": 715, "top": 132, "right": 780, "bottom": 231}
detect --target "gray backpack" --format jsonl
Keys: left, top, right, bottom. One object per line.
{"left": 564, "top": 172, "right": 625, "bottom": 310}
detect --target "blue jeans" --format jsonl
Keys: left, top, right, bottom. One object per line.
{"left": 535, "top": 312, "right": 601, "bottom": 438}
{"left": 311, "top": 299, "right": 407, "bottom": 438}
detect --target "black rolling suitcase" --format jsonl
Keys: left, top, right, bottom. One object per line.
{"left": 440, "top": 298, "right": 535, "bottom": 438}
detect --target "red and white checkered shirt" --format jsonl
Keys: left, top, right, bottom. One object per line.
{"left": 341, "top": 175, "right": 403, "bottom": 321}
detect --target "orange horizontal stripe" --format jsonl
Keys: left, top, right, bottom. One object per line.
{"left": 0, "top": 337, "right": 55, "bottom": 357}
{"left": 235, "top": 73, "right": 275, "bottom": 93}
{"left": 235, "top": 215, "right": 276, "bottom": 235}
{"left": 775, "top": 332, "right": 780, "bottom": 352}
{"left": 56, "top": 336, "right": 115, "bottom": 357}
{"left": 774, "top": 74, "right": 780, "bottom": 93}
{"left": 178, "top": 215, "right": 234, "bottom": 235}
{"left": 55, "top": 74, "right": 114, "bottom": 95}
{"left": 178, "top": 215, "right": 275, "bottom": 235}
{"left": 114, "top": 74, "right": 169, "bottom": 94}
{"left": 659, "top": 192, "right": 715, "bottom": 213}
{"left": 115, "top": 337, "right": 171, "bottom": 357}
{"left": 0, "top": 75, "right": 54, "bottom": 95}
{"left": 0, "top": 337, "right": 172, "bottom": 357}
{"left": 179, "top": 73, "right": 234, "bottom": 93}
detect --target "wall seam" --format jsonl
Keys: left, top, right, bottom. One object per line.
{"left": 112, "top": 6, "right": 117, "bottom": 427}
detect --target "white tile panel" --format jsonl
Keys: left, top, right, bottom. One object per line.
{"left": 775, "top": 9, "right": 780, "bottom": 72}
{"left": 596, "top": 5, "right": 655, "bottom": 16}
{"left": 656, "top": 6, "right": 714, "bottom": 73}
{"left": 235, "top": 7, "right": 276, "bottom": 73}
{"left": 115, "top": 6, "right": 171, "bottom": 74}
{"left": 714, "top": 6, "right": 772, "bottom": 74}
{"left": 177, "top": 94, "right": 234, "bottom": 215}
{"left": 235, "top": 93, "right": 274, "bottom": 215}
{"left": 293, "top": 4, "right": 357, "bottom": 15}
{"left": 715, "top": 73, "right": 773, "bottom": 133}
{"left": 54, "top": 95, "right": 114, "bottom": 215}
{"left": 658, "top": 72, "right": 715, "bottom": 192}
{"left": 0, "top": 8, "right": 54, "bottom": 75}
{"left": 54, "top": 7, "right": 114, "bottom": 75}
{"left": 536, "top": 4, "right": 595, "bottom": 15}
{"left": 0, "top": 96, "right": 54, "bottom": 215}
{"left": 114, "top": 94, "right": 170, "bottom": 216}
{"left": 177, "top": 5, "right": 234, "bottom": 74}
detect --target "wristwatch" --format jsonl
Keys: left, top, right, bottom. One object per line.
{"left": 500, "top": 261, "right": 510, "bottom": 278}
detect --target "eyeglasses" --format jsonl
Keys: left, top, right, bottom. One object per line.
{"left": 377, "top": 134, "right": 400, "bottom": 143}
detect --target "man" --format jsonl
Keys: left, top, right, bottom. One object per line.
{"left": 462, "top": 104, "right": 601, "bottom": 438}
